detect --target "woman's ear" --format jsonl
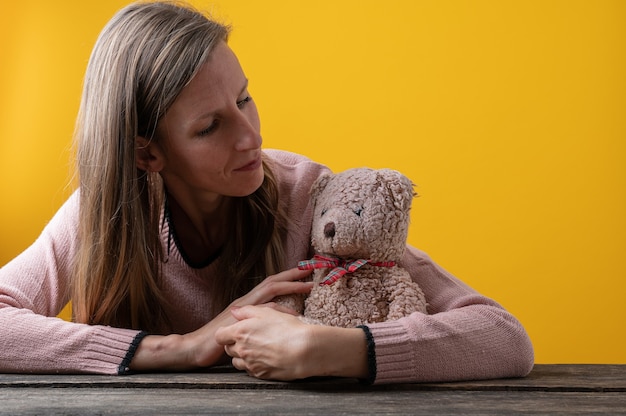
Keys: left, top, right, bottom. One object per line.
{"left": 135, "top": 136, "right": 164, "bottom": 172}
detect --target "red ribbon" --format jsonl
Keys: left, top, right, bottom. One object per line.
{"left": 298, "top": 254, "right": 396, "bottom": 285}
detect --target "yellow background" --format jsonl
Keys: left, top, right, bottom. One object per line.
{"left": 1, "top": 1, "right": 624, "bottom": 364}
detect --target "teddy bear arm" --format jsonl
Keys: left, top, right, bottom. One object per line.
{"left": 383, "top": 270, "right": 428, "bottom": 319}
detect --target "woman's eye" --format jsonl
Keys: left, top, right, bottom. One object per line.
{"left": 197, "top": 96, "right": 251, "bottom": 136}
{"left": 198, "top": 121, "right": 218, "bottom": 136}
{"left": 237, "top": 96, "right": 252, "bottom": 109}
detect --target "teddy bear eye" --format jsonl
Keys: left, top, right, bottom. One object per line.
{"left": 353, "top": 207, "right": 363, "bottom": 216}
{"left": 320, "top": 208, "right": 328, "bottom": 217}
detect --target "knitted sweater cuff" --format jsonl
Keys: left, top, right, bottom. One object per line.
{"left": 356, "top": 325, "right": 376, "bottom": 385}
{"left": 366, "top": 320, "right": 414, "bottom": 385}
{"left": 79, "top": 326, "right": 145, "bottom": 375}
{"left": 118, "top": 331, "right": 149, "bottom": 375}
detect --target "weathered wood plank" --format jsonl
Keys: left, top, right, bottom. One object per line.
{"left": 0, "top": 388, "right": 624, "bottom": 415}
{"left": 0, "top": 365, "right": 624, "bottom": 392}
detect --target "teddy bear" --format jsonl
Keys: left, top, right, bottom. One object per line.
{"left": 288, "top": 167, "right": 428, "bottom": 328}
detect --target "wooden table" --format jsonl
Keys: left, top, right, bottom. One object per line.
{"left": 0, "top": 365, "right": 624, "bottom": 415}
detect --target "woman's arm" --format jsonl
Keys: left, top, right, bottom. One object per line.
{"left": 1, "top": 188, "right": 317, "bottom": 375}
{"left": 363, "top": 246, "right": 534, "bottom": 384}
{"left": 0, "top": 192, "right": 142, "bottom": 375}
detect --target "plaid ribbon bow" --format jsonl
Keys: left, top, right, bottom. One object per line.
{"left": 298, "top": 254, "right": 396, "bottom": 285}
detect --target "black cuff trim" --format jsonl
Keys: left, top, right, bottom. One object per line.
{"left": 118, "top": 331, "right": 148, "bottom": 375}
{"left": 357, "top": 325, "right": 377, "bottom": 385}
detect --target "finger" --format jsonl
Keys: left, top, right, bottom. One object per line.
{"left": 266, "top": 267, "right": 313, "bottom": 283}
{"left": 247, "top": 280, "right": 313, "bottom": 304}
{"left": 231, "top": 357, "right": 246, "bottom": 371}
{"left": 275, "top": 281, "right": 314, "bottom": 295}
{"left": 214, "top": 325, "right": 236, "bottom": 346}
{"left": 223, "top": 343, "right": 238, "bottom": 358}
{"left": 235, "top": 303, "right": 302, "bottom": 321}
{"left": 230, "top": 304, "right": 260, "bottom": 321}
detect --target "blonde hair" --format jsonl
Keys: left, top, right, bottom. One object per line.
{"left": 72, "top": 1, "right": 285, "bottom": 331}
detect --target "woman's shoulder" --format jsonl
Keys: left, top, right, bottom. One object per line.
{"left": 262, "top": 150, "right": 330, "bottom": 237}
{"left": 263, "top": 149, "right": 332, "bottom": 186}
{"left": 263, "top": 149, "right": 328, "bottom": 169}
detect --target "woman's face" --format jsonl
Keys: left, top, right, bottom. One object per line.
{"left": 150, "top": 42, "right": 263, "bottom": 204}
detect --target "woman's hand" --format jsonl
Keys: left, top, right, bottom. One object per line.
{"left": 227, "top": 267, "right": 313, "bottom": 309}
{"left": 215, "top": 306, "right": 313, "bottom": 380}
{"left": 129, "top": 267, "right": 314, "bottom": 371}
{"left": 215, "top": 305, "right": 370, "bottom": 381}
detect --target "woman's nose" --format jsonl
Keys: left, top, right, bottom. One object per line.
{"left": 233, "top": 110, "right": 262, "bottom": 151}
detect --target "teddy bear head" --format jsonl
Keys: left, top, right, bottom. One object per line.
{"left": 309, "top": 168, "right": 415, "bottom": 262}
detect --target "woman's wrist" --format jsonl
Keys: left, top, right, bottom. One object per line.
{"left": 129, "top": 315, "right": 232, "bottom": 371}
{"left": 129, "top": 333, "right": 193, "bottom": 371}
{"left": 306, "top": 325, "right": 369, "bottom": 379}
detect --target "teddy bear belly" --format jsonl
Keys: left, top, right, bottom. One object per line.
{"left": 304, "top": 273, "right": 390, "bottom": 328}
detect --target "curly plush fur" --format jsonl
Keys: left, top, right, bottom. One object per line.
{"left": 283, "top": 168, "right": 428, "bottom": 327}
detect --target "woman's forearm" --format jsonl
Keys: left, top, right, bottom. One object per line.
{"left": 129, "top": 334, "right": 194, "bottom": 371}
{"left": 129, "top": 313, "right": 233, "bottom": 371}
{"left": 305, "top": 325, "right": 369, "bottom": 379}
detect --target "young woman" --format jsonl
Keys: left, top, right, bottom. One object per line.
{"left": 0, "top": 1, "right": 533, "bottom": 384}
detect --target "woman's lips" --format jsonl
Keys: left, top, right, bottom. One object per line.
{"left": 235, "top": 156, "right": 262, "bottom": 171}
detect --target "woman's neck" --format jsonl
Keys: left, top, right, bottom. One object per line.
{"left": 166, "top": 193, "right": 231, "bottom": 266}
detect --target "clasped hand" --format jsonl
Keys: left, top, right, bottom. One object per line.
{"left": 214, "top": 268, "right": 368, "bottom": 381}
{"left": 214, "top": 267, "right": 315, "bottom": 380}
{"left": 193, "top": 267, "right": 315, "bottom": 379}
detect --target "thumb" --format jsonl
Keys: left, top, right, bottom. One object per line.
{"left": 229, "top": 304, "right": 257, "bottom": 321}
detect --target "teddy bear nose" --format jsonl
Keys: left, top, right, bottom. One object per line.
{"left": 324, "top": 222, "right": 336, "bottom": 238}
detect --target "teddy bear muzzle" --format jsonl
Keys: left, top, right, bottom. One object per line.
{"left": 324, "top": 222, "right": 336, "bottom": 238}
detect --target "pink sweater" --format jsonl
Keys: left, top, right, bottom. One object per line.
{"left": 0, "top": 150, "right": 533, "bottom": 383}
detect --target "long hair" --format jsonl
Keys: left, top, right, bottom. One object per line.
{"left": 72, "top": 1, "right": 285, "bottom": 331}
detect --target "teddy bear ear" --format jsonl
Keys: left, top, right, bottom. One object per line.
{"left": 378, "top": 169, "right": 416, "bottom": 212}
{"left": 310, "top": 173, "right": 333, "bottom": 203}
